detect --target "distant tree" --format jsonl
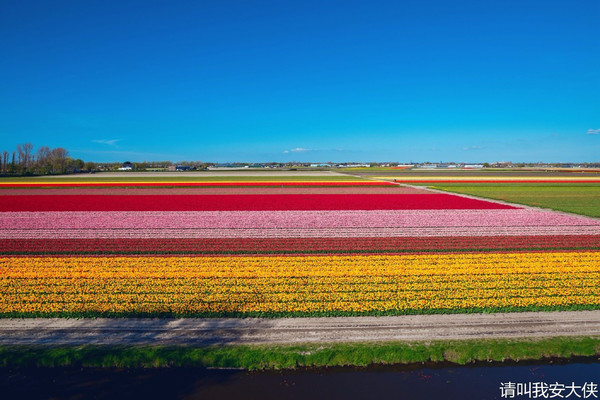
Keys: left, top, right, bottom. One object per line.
{"left": 1, "top": 151, "right": 8, "bottom": 173}
{"left": 73, "top": 158, "right": 85, "bottom": 171}
{"left": 61, "top": 158, "right": 83, "bottom": 173}
{"left": 482, "top": 162, "right": 490, "bottom": 168}
{"left": 35, "top": 146, "right": 52, "bottom": 174}
{"left": 16, "top": 143, "right": 35, "bottom": 173}
{"left": 134, "top": 162, "right": 148, "bottom": 171}
{"left": 49, "top": 148, "right": 69, "bottom": 174}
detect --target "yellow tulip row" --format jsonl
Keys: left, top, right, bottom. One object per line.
{"left": 3, "top": 252, "right": 599, "bottom": 277}
{"left": 1, "top": 252, "right": 599, "bottom": 315}
{"left": 2, "top": 295, "right": 598, "bottom": 314}
{"left": 5, "top": 275, "right": 598, "bottom": 294}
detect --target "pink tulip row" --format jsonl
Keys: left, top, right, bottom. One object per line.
{"left": 3, "top": 225, "right": 599, "bottom": 239}
{"left": 2, "top": 209, "right": 599, "bottom": 230}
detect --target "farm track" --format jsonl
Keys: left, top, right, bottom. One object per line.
{"left": 0, "top": 311, "right": 598, "bottom": 345}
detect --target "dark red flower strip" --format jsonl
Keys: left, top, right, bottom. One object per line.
{"left": 0, "top": 194, "right": 516, "bottom": 211}
{"left": 0, "top": 181, "right": 395, "bottom": 188}
{"left": 2, "top": 236, "right": 598, "bottom": 255}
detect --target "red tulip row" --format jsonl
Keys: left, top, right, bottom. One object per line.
{"left": 0, "top": 186, "right": 427, "bottom": 196}
{"left": 0, "top": 181, "right": 397, "bottom": 188}
{"left": 2, "top": 235, "right": 598, "bottom": 255}
{"left": 0, "top": 194, "right": 517, "bottom": 211}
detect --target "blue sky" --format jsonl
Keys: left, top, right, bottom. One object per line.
{"left": 1, "top": 0, "right": 598, "bottom": 163}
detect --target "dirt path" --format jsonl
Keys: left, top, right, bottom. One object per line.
{"left": 1, "top": 311, "right": 598, "bottom": 346}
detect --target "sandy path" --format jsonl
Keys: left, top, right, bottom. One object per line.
{"left": 1, "top": 311, "right": 598, "bottom": 346}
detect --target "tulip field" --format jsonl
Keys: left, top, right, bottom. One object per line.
{"left": 1, "top": 175, "right": 599, "bottom": 317}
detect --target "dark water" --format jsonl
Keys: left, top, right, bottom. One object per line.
{"left": 1, "top": 359, "right": 599, "bottom": 400}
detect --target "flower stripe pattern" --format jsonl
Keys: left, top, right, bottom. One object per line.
{"left": 1, "top": 253, "right": 599, "bottom": 316}
{"left": 1, "top": 235, "right": 598, "bottom": 255}
{"left": 2, "top": 182, "right": 599, "bottom": 317}
{"left": 0, "top": 194, "right": 518, "bottom": 211}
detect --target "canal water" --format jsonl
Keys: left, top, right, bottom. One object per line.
{"left": 1, "top": 359, "right": 598, "bottom": 400}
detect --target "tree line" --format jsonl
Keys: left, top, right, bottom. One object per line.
{"left": 1, "top": 143, "right": 88, "bottom": 176}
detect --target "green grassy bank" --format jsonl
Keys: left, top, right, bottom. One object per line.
{"left": 424, "top": 183, "right": 600, "bottom": 218}
{"left": 1, "top": 337, "right": 599, "bottom": 370}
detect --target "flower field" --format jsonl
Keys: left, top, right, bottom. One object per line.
{"left": 0, "top": 180, "right": 396, "bottom": 188}
{"left": 2, "top": 252, "right": 599, "bottom": 316}
{"left": 0, "top": 193, "right": 515, "bottom": 211}
{"left": 1, "top": 178, "right": 599, "bottom": 317}
{"left": 2, "top": 235, "right": 600, "bottom": 255}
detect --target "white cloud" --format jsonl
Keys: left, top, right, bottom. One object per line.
{"left": 92, "top": 139, "right": 121, "bottom": 146}
{"left": 283, "top": 147, "right": 311, "bottom": 154}
{"left": 462, "top": 145, "right": 485, "bottom": 151}
{"left": 587, "top": 129, "right": 600, "bottom": 135}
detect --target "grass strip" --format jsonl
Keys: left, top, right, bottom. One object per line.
{"left": 0, "top": 337, "right": 598, "bottom": 370}
{"left": 425, "top": 184, "right": 600, "bottom": 218}
{"left": 410, "top": 183, "right": 600, "bottom": 187}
